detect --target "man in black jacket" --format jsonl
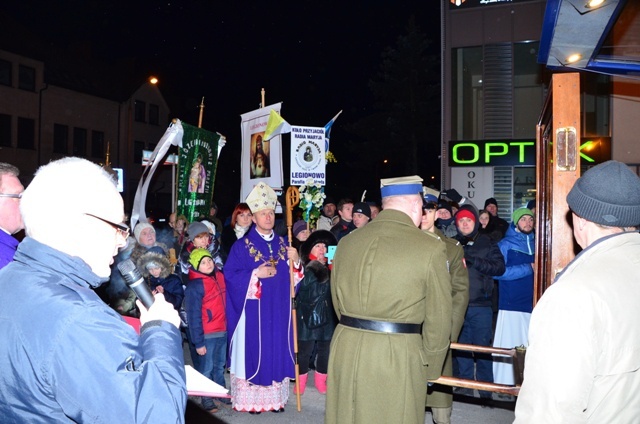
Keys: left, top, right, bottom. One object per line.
{"left": 483, "top": 198, "right": 509, "bottom": 238}
{"left": 330, "top": 198, "right": 355, "bottom": 240}
{"left": 452, "top": 205, "right": 505, "bottom": 402}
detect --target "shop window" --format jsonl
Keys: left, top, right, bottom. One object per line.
{"left": 582, "top": 74, "right": 610, "bottom": 137}
{"left": 453, "top": 42, "right": 549, "bottom": 140}
{"left": 514, "top": 41, "right": 547, "bottom": 138}
{"left": 513, "top": 167, "right": 536, "bottom": 212}
{"left": 452, "top": 46, "right": 484, "bottom": 140}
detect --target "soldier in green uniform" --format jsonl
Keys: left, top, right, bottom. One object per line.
{"left": 422, "top": 188, "right": 470, "bottom": 424}
{"left": 325, "top": 176, "right": 453, "bottom": 424}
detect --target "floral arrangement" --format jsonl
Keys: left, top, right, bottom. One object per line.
{"left": 325, "top": 151, "right": 337, "bottom": 163}
{"left": 298, "top": 177, "right": 326, "bottom": 228}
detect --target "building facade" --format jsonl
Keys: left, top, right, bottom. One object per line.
{"left": 0, "top": 48, "right": 173, "bottom": 218}
{"left": 441, "top": 0, "right": 639, "bottom": 221}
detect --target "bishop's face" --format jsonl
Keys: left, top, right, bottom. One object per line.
{"left": 252, "top": 209, "right": 275, "bottom": 234}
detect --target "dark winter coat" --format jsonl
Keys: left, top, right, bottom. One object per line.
{"left": 330, "top": 219, "right": 356, "bottom": 241}
{"left": 296, "top": 260, "right": 338, "bottom": 341}
{"left": 493, "top": 215, "right": 510, "bottom": 238}
{"left": 149, "top": 274, "right": 184, "bottom": 311}
{"left": 479, "top": 213, "right": 504, "bottom": 242}
{"left": 454, "top": 206, "right": 505, "bottom": 307}
{"left": 296, "top": 230, "right": 338, "bottom": 341}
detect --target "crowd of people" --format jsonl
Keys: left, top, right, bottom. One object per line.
{"left": 1, "top": 158, "right": 639, "bottom": 423}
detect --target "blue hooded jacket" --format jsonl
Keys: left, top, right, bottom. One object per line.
{"left": 0, "top": 237, "right": 187, "bottom": 423}
{"left": 495, "top": 223, "right": 535, "bottom": 312}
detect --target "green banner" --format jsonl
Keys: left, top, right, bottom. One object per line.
{"left": 177, "top": 122, "right": 220, "bottom": 222}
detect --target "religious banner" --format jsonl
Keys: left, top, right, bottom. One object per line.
{"left": 239, "top": 103, "right": 284, "bottom": 205}
{"left": 290, "top": 125, "right": 326, "bottom": 186}
{"left": 177, "top": 121, "right": 221, "bottom": 222}
{"left": 130, "top": 120, "right": 183, "bottom": 231}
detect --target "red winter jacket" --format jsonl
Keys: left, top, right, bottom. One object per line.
{"left": 185, "top": 267, "right": 227, "bottom": 348}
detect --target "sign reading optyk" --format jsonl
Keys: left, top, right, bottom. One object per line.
{"left": 448, "top": 137, "right": 611, "bottom": 167}
{"left": 290, "top": 126, "right": 326, "bottom": 186}
{"left": 449, "top": 139, "right": 535, "bottom": 167}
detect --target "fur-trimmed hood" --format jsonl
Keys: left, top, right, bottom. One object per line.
{"left": 136, "top": 250, "right": 172, "bottom": 279}
{"left": 129, "top": 242, "right": 168, "bottom": 266}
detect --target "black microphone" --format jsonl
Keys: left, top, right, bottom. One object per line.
{"left": 117, "top": 259, "right": 155, "bottom": 309}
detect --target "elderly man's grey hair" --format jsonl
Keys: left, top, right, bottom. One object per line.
{"left": 0, "top": 162, "right": 20, "bottom": 191}
{"left": 20, "top": 157, "right": 118, "bottom": 241}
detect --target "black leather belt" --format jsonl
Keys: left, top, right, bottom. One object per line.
{"left": 340, "top": 315, "right": 422, "bottom": 334}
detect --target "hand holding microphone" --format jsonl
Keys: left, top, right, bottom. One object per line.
{"left": 117, "top": 259, "right": 180, "bottom": 329}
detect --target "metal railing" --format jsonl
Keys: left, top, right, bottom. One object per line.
{"left": 432, "top": 343, "right": 526, "bottom": 397}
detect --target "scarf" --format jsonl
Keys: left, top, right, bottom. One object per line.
{"left": 234, "top": 224, "right": 250, "bottom": 239}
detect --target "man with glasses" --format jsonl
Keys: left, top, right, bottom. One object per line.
{"left": 0, "top": 162, "right": 24, "bottom": 270}
{"left": 0, "top": 158, "right": 187, "bottom": 422}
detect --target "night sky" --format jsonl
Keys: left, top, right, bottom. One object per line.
{"left": 2, "top": 1, "right": 441, "bottom": 209}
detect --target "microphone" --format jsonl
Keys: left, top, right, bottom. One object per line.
{"left": 117, "top": 259, "right": 155, "bottom": 309}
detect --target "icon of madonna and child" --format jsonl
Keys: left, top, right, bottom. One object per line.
{"left": 188, "top": 154, "right": 207, "bottom": 193}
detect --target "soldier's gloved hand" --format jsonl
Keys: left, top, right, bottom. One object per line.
{"left": 443, "top": 189, "right": 463, "bottom": 203}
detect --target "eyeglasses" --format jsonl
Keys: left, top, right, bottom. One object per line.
{"left": 84, "top": 213, "right": 130, "bottom": 239}
{"left": 0, "top": 193, "right": 22, "bottom": 199}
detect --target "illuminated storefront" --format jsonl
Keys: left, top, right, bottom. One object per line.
{"left": 440, "top": 0, "right": 629, "bottom": 220}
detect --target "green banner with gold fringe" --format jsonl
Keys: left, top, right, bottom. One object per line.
{"left": 177, "top": 122, "right": 220, "bottom": 222}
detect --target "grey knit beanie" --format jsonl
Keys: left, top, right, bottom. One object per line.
{"left": 566, "top": 160, "right": 640, "bottom": 227}
{"left": 133, "top": 222, "right": 154, "bottom": 244}
{"left": 187, "top": 222, "right": 210, "bottom": 241}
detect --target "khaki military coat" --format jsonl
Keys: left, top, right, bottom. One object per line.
{"left": 325, "top": 209, "right": 453, "bottom": 424}
{"left": 425, "top": 227, "right": 470, "bottom": 409}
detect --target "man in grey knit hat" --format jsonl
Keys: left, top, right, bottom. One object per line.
{"left": 514, "top": 160, "right": 640, "bottom": 423}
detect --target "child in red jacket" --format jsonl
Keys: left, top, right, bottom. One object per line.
{"left": 185, "top": 248, "right": 228, "bottom": 413}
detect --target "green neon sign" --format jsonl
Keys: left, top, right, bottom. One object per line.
{"left": 449, "top": 138, "right": 610, "bottom": 167}
{"left": 580, "top": 141, "right": 595, "bottom": 162}
{"left": 449, "top": 140, "right": 535, "bottom": 167}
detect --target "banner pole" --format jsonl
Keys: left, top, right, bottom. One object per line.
{"left": 197, "top": 97, "right": 205, "bottom": 128}
{"left": 261, "top": 88, "right": 265, "bottom": 108}
{"left": 286, "top": 186, "right": 302, "bottom": 412}
{"left": 172, "top": 118, "right": 179, "bottom": 214}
